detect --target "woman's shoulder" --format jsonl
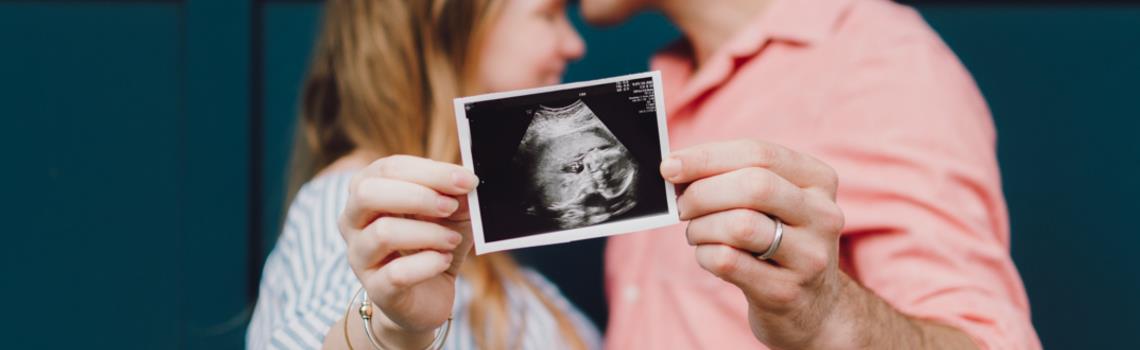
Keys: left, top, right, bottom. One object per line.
{"left": 289, "top": 171, "right": 357, "bottom": 218}
{"left": 296, "top": 170, "right": 357, "bottom": 200}
{"left": 273, "top": 171, "right": 358, "bottom": 269}
{"left": 289, "top": 152, "right": 373, "bottom": 218}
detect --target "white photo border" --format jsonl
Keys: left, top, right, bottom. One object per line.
{"left": 454, "top": 71, "right": 678, "bottom": 255}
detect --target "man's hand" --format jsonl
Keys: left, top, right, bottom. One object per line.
{"left": 662, "top": 139, "right": 977, "bottom": 350}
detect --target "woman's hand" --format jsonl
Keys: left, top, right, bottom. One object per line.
{"left": 338, "top": 155, "right": 478, "bottom": 346}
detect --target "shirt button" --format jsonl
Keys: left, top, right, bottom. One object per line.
{"left": 622, "top": 285, "right": 639, "bottom": 302}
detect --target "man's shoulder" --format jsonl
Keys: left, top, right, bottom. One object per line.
{"left": 833, "top": 0, "right": 944, "bottom": 51}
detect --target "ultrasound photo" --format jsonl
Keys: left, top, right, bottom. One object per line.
{"left": 454, "top": 72, "right": 678, "bottom": 254}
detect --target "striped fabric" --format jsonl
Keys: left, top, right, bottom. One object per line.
{"left": 247, "top": 172, "right": 601, "bottom": 350}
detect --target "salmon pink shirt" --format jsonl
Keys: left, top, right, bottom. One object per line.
{"left": 603, "top": 0, "right": 1041, "bottom": 349}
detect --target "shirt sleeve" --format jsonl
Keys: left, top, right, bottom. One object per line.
{"left": 813, "top": 18, "right": 1042, "bottom": 350}
{"left": 247, "top": 174, "right": 357, "bottom": 350}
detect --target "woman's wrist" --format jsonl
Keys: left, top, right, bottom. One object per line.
{"left": 371, "top": 311, "right": 437, "bottom": 350}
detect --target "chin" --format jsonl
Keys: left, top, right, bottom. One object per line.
{"left": 517, "top": 74, "right": 560, "bottom": 89}
{"left": 579, "top": 0, "right": 642, "bottom": 26}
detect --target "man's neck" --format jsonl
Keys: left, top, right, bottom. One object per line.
{"left": 658, "top": 0, "right": 775, "bottom": 68}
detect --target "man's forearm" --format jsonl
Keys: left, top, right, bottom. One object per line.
{"left": 814, "top": 273, "right": 979, "bottom": 350}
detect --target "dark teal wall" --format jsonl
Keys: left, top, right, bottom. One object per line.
{"left": 3, "top": 1, "right": 1137, "bottom": 348}
{"left": 2, "top": 1, "right": 253, "bottom": 348}
{"left": 2, "top": 3, "right": 185, "bottom": 348}
{"left": 923, "top": 7, "right": 1140, "bottom": 349}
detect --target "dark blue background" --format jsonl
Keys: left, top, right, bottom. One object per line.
{"left": 3, "top": 1, "right": 1138, "bottom": 348}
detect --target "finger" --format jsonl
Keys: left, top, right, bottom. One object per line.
{"left": 661, "top": 139, "right": 837, "bottom": 192}
{"left": 443, "top": 195, "right": 471, "bottom": 222}
{"left": 441, "top": 218, "right": 474, "bottom": 276}
{"left": 694, "top": 244, "right": 797, "bottom": 298}
{"left": 676, "top": 167, "right": 810, "bottom": 225}
{"left": 686, "top": 209, "right": 777, "bottom": 255}
{"left": 344, "top": 177, "right": 461, "bottom": 228}
{"left": 349, "top": 217, "right": 463, "bottom": 268}
{"left": 686, "top": 209, "right": 830, "bottom": 273}
{"left": 355, "top": 155, "right": 479, "bottom": 196}
{"left": 367, "top": 250, "right": 453, "bottom": 294}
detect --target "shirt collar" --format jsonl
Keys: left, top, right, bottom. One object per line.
{"left": 764, "top": 0, "right": 855, "bottom": 46}
{"left": 654, "top": 0, "right": 856, "bottom": 115}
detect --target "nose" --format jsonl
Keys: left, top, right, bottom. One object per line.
{"left": 560, "top": 19, "right": 586, "bottom": 60}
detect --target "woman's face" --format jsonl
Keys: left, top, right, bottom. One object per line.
{"left": 476, "top": 0, "right": 586, "bottom": 92}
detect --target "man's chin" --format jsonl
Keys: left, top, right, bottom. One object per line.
{"left": 578, "top": 0, "right": 644, "bottom": 26}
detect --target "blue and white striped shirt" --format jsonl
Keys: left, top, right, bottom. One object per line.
{"left": 247, "top": 172, "right": 602, "bottom": 350}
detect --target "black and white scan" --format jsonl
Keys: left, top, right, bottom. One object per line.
{"left": 455, "top": 72, "right": 678, "bottom": 254}
{"left": 514, "top": 99, "right": 640, "bottom": 229}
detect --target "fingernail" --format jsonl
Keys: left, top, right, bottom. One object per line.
{"left": 452, "top": 171, "right": 478, "bottom": 190}
{"left": 661, "top": 157, "right": 682, "bottom": 181}
{"left": 447, "top": 233, "right": 462, "bottom": 246}
{"left": 437, "top": 197, "right": 459, "bottom": 214}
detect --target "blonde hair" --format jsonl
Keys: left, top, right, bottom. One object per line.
{"left": 290, "top": 0, "right": 588, "bottom": 349}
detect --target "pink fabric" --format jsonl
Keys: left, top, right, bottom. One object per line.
{"left": 602, "top": 0, "right": 1041, "bottom": 349}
